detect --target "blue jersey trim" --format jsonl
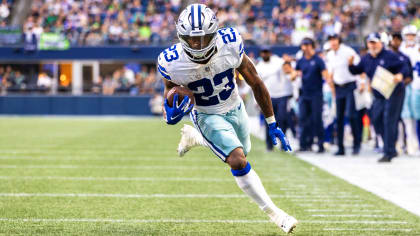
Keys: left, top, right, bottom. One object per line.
{"left": 157, "top": 64, "right": 171, "bottom": 80}
{"left": 231, "top": 162, "right": 251, "bottom": 176}
{"left": 190, "top": 110, "right": 229, "bottom": 161}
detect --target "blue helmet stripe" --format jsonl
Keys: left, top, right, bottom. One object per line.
{"left": 197, "top": 5, "right": 202, "bottom": 30}
{"left": 190, "top": 5, "right": 195, "bottom": 30}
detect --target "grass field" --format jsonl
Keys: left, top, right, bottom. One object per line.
{"left": 0, "top": 117, "right": 419, "bottom": 235}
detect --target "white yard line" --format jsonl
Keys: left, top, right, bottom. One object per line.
{"left": 0, "top": 165, "right": 223, "bottom": 170}
{"left": 323, "top": 228, "right": 412, "bottom": 232}
{"left": 306, "top": 209, "right": 384, "bottom": 212}
{"left": 311, "top": 214, "right": 393, "bottom": 218}
{"left": 0, "top": 218, "right": 409, "bottom": 225}
{"left": 0, "top": 192, "right": 357, "bottom": 199}
{"left": 298, "top": 203, "right": 374, "bottom": 207}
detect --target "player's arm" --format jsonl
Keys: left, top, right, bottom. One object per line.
{"left": 237, "top": 54, "right": 291, "bottom": 151}
{"left": 237, "top": 54, "right": 273, "bottom": 119}
{"left": 162, "top": 79, "right": 179, "bottom": 118}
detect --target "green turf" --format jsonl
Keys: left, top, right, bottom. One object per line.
{"left": 0, "top": 117, "right": 418, "bottom": 235}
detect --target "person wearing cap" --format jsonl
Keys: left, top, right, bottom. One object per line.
{"left": 295, "top": 37, "right": 330, "bottom": 153}
{"left": 256, "top": 46, "right": 296, "bottom": 151}
{"left": 349, "top": 32, "right": 407, "bottom": 162}
{"left": 326, "top": 33, "right": 363, "bottom": 156}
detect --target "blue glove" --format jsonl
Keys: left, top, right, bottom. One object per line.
{"left": 268, "top": 123, "right": 292, "bottom": 151}
{"left": 164, "top": 94, "right": 194, "bottom": 125}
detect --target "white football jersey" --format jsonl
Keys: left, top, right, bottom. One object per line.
{"left": 400, "top": 43, "right": 420, "bottom": 89}
{"left": 157, "top": 27, "right": 244, "bottom": 114}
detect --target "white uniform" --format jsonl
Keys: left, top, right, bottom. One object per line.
{"left": 399, "top": 42, "right": 420, "bottom": 155}
{"left": 256, "top": 55, "right": 293, "bottom": 98}
{"left": 157, "top": 27, "right": 250, "bottom": 161}
{"left": 400, "top": 43, "right": 420, "bottom": 90}
{"left": 157, "top": 27, "right": 244, "bottom": 114}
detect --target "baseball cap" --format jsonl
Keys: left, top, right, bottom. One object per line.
{"left": 327, "top": 33, "right": 339, "bottom": 40}
{"left": 366, "top": 32, "right": 381, "bottom": 42}
{"left": 301, "top": 38, "right": 314, "bottom": 46}
{"left": 260, "top": 45, "right": 271, "bottom": 52}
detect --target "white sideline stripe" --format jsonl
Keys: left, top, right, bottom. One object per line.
{"left": 0, "top": 218, "right": 409, "bottom": 225}
{"left": 306, "top": 209, "right": 384, "bottom": 213}
{"left": 0, "top": 193, "right": 358, "bottom": 199}
{"left": 311, "top": 214, "right": 393, "bottom": 218}
{"left": 324, "top": 228, "right": 412, "bottom": 232}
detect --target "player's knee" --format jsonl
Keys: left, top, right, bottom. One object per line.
{"left": 226, "top": 147, "right": 247, "bottom": 170}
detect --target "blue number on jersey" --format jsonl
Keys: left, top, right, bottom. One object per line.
{"left": 218, "top": 28, "right": 237, "bottom": 44}
{"left": 187, "top": 68, "right": 235, "bottom": 106}
{"left": 163, "top": 45, "right": 179, "bottom": 62}
{"left": 415, "top": 62, "right": 420, "bottom": 76}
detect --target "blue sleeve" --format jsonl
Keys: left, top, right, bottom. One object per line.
{"left": 349, "top": 55, "right": 365, "bottom": 75}
{"left": 317, "top": 57, "right": 326, "bottom": 71}
{"left": 387, "top": 51, "right": 405, "bottom": 74}
{"left": 404, "top": 57, "right": 413, "bottom": 80}
{"left": 295, "top": 60, "right": 301, "bottom": 71}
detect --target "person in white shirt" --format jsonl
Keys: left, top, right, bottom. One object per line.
{"left": 326, "top": 33, "right": 362, "bottom": 155}
{"left": 256, "top": 46, "right": 296, "bottom": 151}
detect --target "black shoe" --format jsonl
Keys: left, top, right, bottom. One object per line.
{"left": 317, "top": 147, "right": 325, "bottom": 154}
{"left": 297, "top": 147, "right": 309, "bottom": 152}
{"left": 352, "top": 147, "right": 360, "bottom": 155}
{"left": 334, "top": 150, "right": 345, "bottom": 156}
{"left": 377, "top": 155, "right": 391, "bottom": 163}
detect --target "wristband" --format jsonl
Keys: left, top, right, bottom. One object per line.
{"left": 265, "top": 116, "right": 276, "bottom": 124}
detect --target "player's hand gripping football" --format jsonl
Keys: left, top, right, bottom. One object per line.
{"left": 164, "top": 94, "right": 194, "bottom": 125}
{"left": 268, "top": 123, "right": 292, "bottom": 151}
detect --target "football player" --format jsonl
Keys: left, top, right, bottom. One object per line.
{"left": 400, "top": 25, "right": 420, "bottom": 156}
{"left": 157, "top": 4, "right": 297, "bottom": 233}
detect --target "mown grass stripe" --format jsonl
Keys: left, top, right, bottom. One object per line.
{"left": 0, "top": 193, "right": 358, "bottom": 199}
{"left": 0, "top": 218, "right": 409, "bottom": 225}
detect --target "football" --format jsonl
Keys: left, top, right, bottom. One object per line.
{"left": 167, "top": 86, "right": 195, "bottom": 108}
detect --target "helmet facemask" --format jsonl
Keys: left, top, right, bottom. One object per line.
{"left": 178, "top": 32, "right": 217, "bottom": 62}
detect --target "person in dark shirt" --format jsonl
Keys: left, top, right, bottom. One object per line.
{"left": 295, "top": 38, "right": 330, "bottom": 153}
{"left": 389, "top": 32, "right": 418, "bottom": 156}
{"left": 349, "top": 33, "right": 406, "bottom": 162}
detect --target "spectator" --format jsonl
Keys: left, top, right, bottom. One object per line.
{"left": 37, "top": 72, "right": 52, "bottom": 92}
{"left": 102, "top": 74, "right": 116, "bottom": 95}
{"left": 0, "top": 0, "right": 9, "bottom": 22}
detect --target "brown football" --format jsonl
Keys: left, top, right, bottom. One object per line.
{"left": 167, "top": 86, "right": 195, "bottom": 108}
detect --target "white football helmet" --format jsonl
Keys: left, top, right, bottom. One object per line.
{"left": 176, "top": 4, "right": 218, "bottom": 62}
{"left": 402, "top": 25, "right": 418, "bottom": 46}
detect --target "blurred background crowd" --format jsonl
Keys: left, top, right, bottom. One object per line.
{"left": 0, "top": 0, "right": 417, "bottom": 46}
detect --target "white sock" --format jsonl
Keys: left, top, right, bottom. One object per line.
{"left": 233, "top": 163, "right": 285, "bottom": 215}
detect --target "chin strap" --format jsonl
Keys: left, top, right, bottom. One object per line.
{"left": 184, "top": 46, "right": 217, "bottom": 63}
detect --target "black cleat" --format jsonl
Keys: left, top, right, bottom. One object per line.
{"left": 377, "top": 156, "right": 391, "bottom": 163}
{"left": 334, "top": 150, "right": 345, "bottom": 156}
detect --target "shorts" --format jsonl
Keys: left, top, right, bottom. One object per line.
{"left": 190, "top": 100, "right": 251, "bottom": 162}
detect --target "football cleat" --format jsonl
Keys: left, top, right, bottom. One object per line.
{"left": 177, "top": 124, "right": 204, "bottom": 157}
{"left": 265, "top": 206, "right": 298, "bottom": 234}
